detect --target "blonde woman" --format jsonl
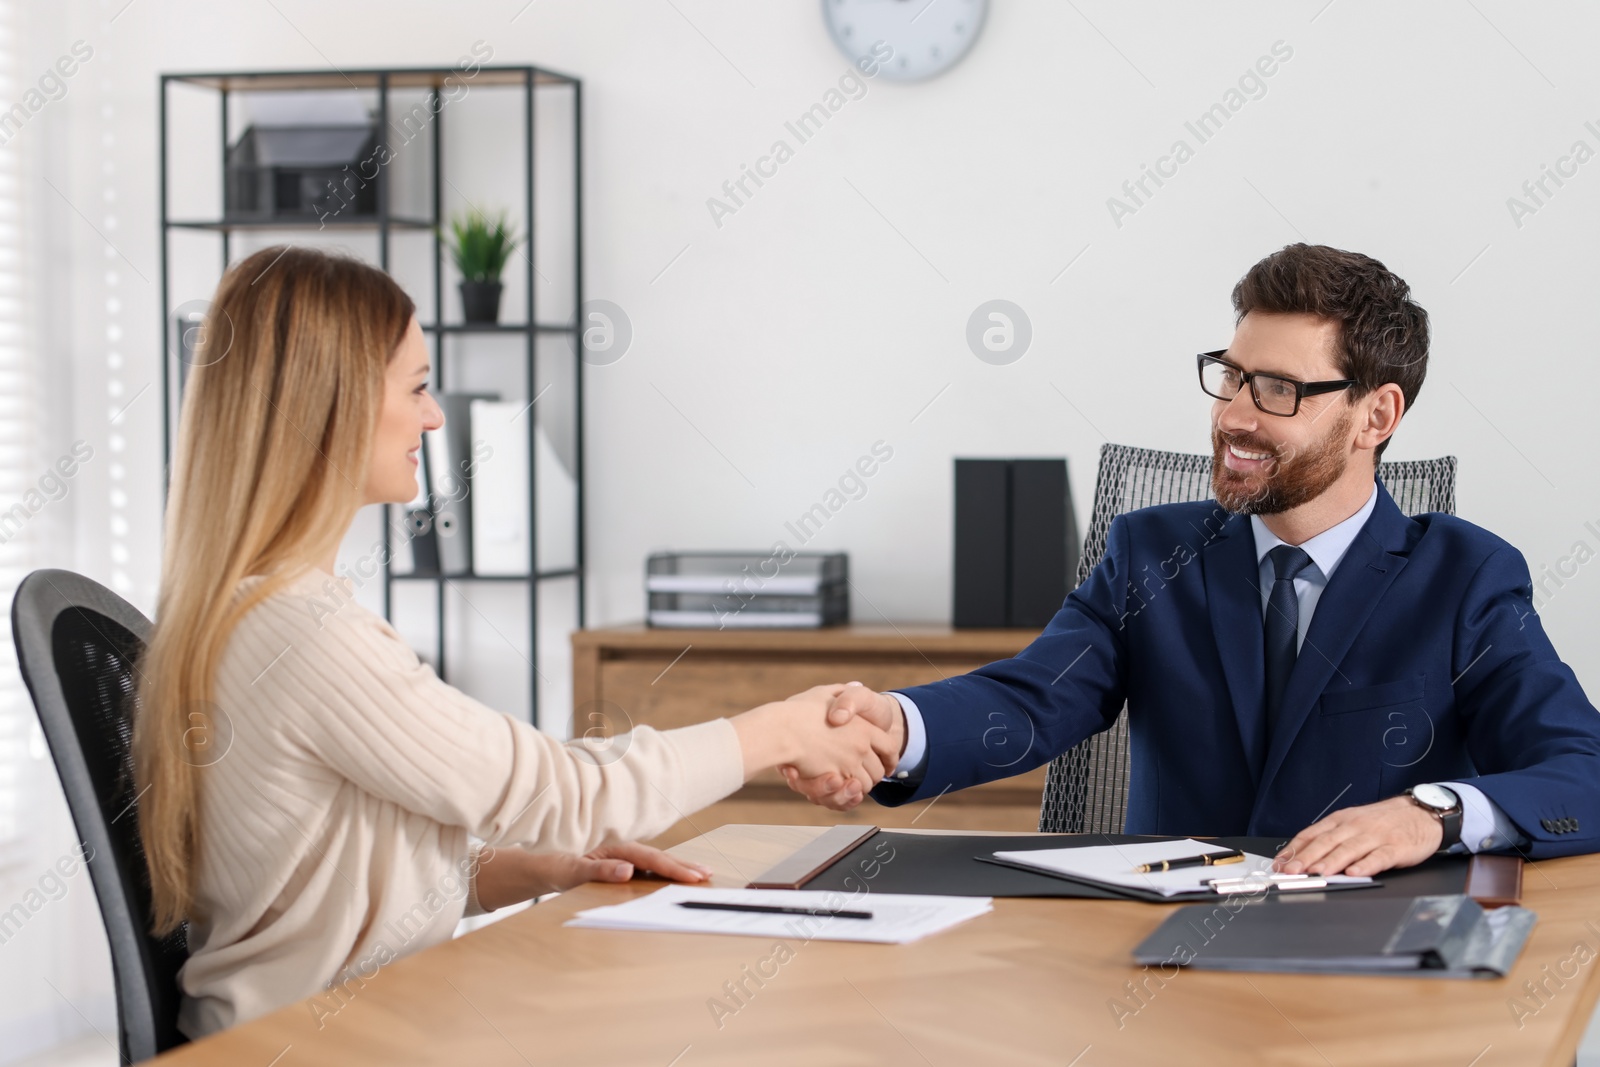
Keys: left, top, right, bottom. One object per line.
{"left": 135, "top": 246, "right": 891, "bottom": 1038}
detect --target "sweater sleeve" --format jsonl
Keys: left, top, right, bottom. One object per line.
{"left": 230, "top": 587, "right": 746, "bottom": 857}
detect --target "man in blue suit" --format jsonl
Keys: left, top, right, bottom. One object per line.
{"left": 786, "top": 243, "right": 1600, "bottom": 876}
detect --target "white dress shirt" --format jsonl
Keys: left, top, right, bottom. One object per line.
{"left": 890, "top": 482, "right": 1524, "bottom": 853}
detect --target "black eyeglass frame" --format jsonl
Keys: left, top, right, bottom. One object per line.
{"left": 1196, "top": 350, "right": 1357, "bottom": 417}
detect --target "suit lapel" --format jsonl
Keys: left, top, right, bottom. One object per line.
{"left": 1202, "top": 514, "right": 1268, "bottom": 786}
{"left": 1252, "top": 484, "right": 1412, "bottom": 808}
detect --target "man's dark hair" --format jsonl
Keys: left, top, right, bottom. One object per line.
{"left": 1231, "top": 243, "right": 1429, "bottom": 461}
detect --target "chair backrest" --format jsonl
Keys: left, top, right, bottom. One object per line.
{"left": 10, "top": 569, "right": 188, "bottom": 1062}
{"left": 1036, "top": 446, "right": 1457, "bottom": 834}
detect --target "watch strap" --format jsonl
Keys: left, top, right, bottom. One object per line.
{"left": 1438, "top": 799, "right": 1464, "bottom": 851}
{"left": 1407, "top": 785, "right": 1464, "bottom": 852}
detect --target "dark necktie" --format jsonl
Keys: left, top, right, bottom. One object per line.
{"left": 1263, "top": 545, "right": 1314, "bottom": 741}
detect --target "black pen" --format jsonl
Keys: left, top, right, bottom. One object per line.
{"left": 1133, "top": 848, "right": 1246, "bottom": 873}
{"left": 677, "top": 901, "right": 873, "bottom": 920}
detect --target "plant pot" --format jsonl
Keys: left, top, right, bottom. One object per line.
{"left": 460, "top": 280, "right": 504, "bottom": 324}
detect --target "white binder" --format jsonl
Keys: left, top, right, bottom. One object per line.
{"left": 468, "top": 400, "right": 528, "bottom": 576}
{"left": 467, "top": 400, "right": 579, "bottom": 577}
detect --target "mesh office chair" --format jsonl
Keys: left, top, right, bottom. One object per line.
{"left": 11, "top": 569, "right": 189, "bottom": 1062}
{"left": 1036, "top": 445, "right": 1458, "bottom": 834}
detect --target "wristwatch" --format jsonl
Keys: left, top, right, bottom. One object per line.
{"left": 1404, "top": 784, "right": 1463, "bottom": 852}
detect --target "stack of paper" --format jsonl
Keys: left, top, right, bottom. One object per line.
{"left": 991, "top": 839, "right": 1373, "bottom": 898}
{"left": 566, "top": 886, "right": 993, "bottom": 945}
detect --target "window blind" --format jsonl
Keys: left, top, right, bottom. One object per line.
{"left": 0, "top": 0, "right": 40, "bottom": 876}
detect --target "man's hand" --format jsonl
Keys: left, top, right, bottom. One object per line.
{"left": 780, "top": 682, "right": 906, "bottom": 811}
{"left": 1273, "top": 796, "right": 1444, "bottom": 877}
{"left": 473, "top": 841, "right": 713, "bottom": 910}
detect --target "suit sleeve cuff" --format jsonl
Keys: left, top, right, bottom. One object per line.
{"left": 886, "top": 692, "right": 928, "bottom": 782}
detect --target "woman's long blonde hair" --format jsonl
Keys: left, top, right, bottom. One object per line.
{"left": 135, "top": 246, "right": 414, "bottom": 935}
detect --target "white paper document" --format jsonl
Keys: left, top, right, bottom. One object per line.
{"left": 565, "top": 886, "right": 993, "bottom": 944}
{"left": 991, "top": 838, "right": 1374, "bottom": 897}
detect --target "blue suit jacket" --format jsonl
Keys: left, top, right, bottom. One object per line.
{"left": 876, "top": 480, "right": 1600, "bottom": 858}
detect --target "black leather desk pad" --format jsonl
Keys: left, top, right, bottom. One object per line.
{"left": 800, "top": 831, "right": 1472, "bottom": 901}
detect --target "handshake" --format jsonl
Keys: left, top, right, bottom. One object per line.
{"left": 731, "top": 682, "right": 908, "bottom": 812}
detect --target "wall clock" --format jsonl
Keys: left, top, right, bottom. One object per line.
{"left": 823, "top": 0, "right": 989, "bottom": 82}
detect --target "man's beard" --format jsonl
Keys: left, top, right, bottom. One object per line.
{"left": 1211, "top": 407, "right": 1353, "bottom": 515}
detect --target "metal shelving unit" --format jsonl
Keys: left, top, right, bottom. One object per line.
{"left": 158, "top": 65, "right": 585, "bottom": 728}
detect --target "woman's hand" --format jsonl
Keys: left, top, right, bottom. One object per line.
{"left": 473, "top": 841, "right": 713, "bottom": 911}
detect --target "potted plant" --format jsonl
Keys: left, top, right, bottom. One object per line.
{"left": 445, "top": 208, "right": 524, "bottom": 324}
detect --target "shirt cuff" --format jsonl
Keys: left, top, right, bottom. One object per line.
{"left": 464, "top": 844, "right": 494, "bottom": 917}
{"left": 886, "top": 692, "right": 929, "bottom": 782}
{"left": 1442, "top": 781, "right": 1528, "bottom": 853}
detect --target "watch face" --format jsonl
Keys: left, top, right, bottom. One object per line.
{"left": 822, "top": 0, "right": 988, "bottom": 83}
{"left": 1410, "top": 783, "right": 1455, "bottom": 811}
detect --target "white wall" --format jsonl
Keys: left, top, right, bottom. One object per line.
{"left": 6, "top": 0, "right": 1600, "bottom": 1053}
{"left": 36, "top": 0, "right": 1600, "bottom": 695}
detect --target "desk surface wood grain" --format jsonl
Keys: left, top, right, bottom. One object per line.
{"left": 157, "top": 825, "right": 1600, "bottom": 1067}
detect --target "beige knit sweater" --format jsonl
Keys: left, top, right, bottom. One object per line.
{"left": 175, "top": 568, "right": 745, "bottom": 1038}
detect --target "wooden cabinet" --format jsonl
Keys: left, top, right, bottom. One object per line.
{"left": 572, "top": 624, "right": 1048, "bottom": 842}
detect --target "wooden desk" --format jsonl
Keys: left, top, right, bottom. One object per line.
{"left": 573, "top": 623, "right": 1048, "bottom": 842}
{"left": 159, "top": 825, "right": 1600, "bottom": 1066}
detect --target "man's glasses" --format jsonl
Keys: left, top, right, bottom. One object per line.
{"left": 1197, "top": 351, "right": 1356, "bottom": 417}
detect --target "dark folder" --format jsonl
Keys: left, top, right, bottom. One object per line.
{"left": 1132, "top": 894, "right": 1536, "bottom": 978}
{"left": 953, "top": 460, "right": 1009, "bottom": 627}
{"left": 795, "top": 830, "right": 1516, "bottom": 906}
{"left": 395, "top": 441, "right": 440, "bottom": 576}
{"left": 1008, "top": 459, "right": 1074, "bottom": 628}
{"left": 427, "top": 392, "right": 497, "bottom": 576}
{"left": 401, "top": 507, "right": 441, "bottom": 575}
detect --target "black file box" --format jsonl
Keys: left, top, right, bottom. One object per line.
{"left": 953, "top": 458, "right": 1079, "bottom": 629}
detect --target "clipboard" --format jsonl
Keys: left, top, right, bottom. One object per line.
{"left": 974, "top": 841, "right": 1380, "bottom": 902}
